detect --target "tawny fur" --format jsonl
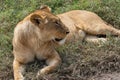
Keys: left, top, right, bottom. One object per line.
{"left": 13, "top": 6, "right": 120, "bottom": 80}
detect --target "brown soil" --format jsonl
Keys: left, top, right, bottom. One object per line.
{"left": 0, "top": 41, "right": 120, "bottom": 80}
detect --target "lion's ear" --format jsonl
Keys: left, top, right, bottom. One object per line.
{"left": 30, "top": 14, "right": 42, "bottom": 26}
{"left": 40, "top": 5, "right": 51, "bottom": 12}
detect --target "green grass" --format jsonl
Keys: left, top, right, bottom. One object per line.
{"left": 0, "top": 0, "right": 120, "bottom": 80}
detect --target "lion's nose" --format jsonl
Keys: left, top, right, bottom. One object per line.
{"left": 66, "top": 31, "right": 69, "bottom": 34}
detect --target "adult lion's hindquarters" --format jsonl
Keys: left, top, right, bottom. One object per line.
{"left": 13, "top": 5, "right": 69, "bottom": 80}
{"left": 58, "top": 10, "right": 120, "bottom": 43}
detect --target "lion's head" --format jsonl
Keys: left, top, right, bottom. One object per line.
{"left": 30, "top": 5, "right": 69, "bottom": 43}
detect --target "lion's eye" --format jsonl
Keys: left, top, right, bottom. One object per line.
{"left": 54, "top": 21, "right": 59, "bottom": 26}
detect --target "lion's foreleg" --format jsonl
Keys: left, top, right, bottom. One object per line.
{"left": 13, "top": 59, "right": 25, "bottom": 80}
{"left": 85, "top": 35, "right": 107, "bottom": 43}
{"left": 37, "top": 51, "right": 61, "bottom": 78}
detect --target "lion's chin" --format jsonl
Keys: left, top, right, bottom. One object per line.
{"left": 58, "top": 38, "right": 66, "bottom": 45}
{"left": 52, "top": 37, "right": 66, "bottom": 45}
{"left": 55, "top": 38, "right": 63, "bottom": 42}
{"left": 54, "top": 38, "right": 66, "bottom": 45}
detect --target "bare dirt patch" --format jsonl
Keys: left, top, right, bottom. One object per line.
{"left": 91, "top": 73, "right": 120, "bottom": 80}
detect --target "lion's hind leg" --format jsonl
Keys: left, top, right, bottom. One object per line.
{"left": 88, "top": 24, "right": 120, "bottom": 37}
{"left": 105, "top": 25, "right": 120, "bottom": 37}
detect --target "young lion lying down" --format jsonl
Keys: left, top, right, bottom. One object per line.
{"left": 13, "top": 5, "right": 120, "bottom": 80}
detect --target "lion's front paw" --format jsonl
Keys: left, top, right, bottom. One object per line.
{"left": 36, "top": 69, "right": 47, "bottom": 80}
{"left": 15, "top": 76, "right": 25, "bottom": 80}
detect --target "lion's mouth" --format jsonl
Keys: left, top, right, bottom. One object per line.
{"left": 55, "top": 38, "right": 63, "bottom": 42}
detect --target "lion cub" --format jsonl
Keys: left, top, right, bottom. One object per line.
{"left": 13, "top": 6, "right": 69, "bottom": 80}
